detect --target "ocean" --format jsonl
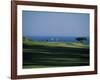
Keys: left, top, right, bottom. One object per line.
{"left": 25, "top": 36, "right": 89, "bottom": 44}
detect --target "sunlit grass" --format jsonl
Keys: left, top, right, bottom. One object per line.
{"left": 23, "top": 39, "right": 89, "bottom": 69}
{"left": 23, "top": 40, "right": 89, "bottom": 49}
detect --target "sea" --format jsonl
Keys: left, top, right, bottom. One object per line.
{"left": 26, "top": 36, "right": 89, "bottom": 45}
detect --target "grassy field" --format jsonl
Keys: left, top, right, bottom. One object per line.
{"left": 23, "top": 39, "right": 89, "bottom": 69}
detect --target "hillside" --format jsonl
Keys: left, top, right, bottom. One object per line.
{"left": 23, "top": 38, "right": 89, "bottom": 69}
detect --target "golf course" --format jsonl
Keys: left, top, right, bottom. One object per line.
{"left": 23, "top": 38, "right": 89, "bottom": 69}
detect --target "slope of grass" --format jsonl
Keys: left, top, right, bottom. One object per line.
{"left": 23, "top": 39, "right": 89, "bottom": 69}
{"left": 23, "top": 40, "right": 89, "bottom": 49}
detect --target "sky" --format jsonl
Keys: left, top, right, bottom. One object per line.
{"left": 22, "top": 10, "right": 90, "bottom": 37}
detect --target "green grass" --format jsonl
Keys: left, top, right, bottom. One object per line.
{"left": 23, "top": 40, "right": 89, "bottom": 48}
{"left": 23, "top": 65, "right": 50, "bottom": 69}
{"left": 23, "top": 39, "right": 89, "bottom": 69}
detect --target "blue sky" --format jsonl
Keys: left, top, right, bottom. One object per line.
{"left": 22, "top": 11, "right": 89, "bottom": 37}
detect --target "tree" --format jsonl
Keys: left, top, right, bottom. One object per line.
{"left": 23, "top": 37, "right": 27, "bottom": 41}
{"left": 23, "top": 36, "right": 32, "bottom": 41}
{"left": 76, "top": 37, "right": 87, "bottom": 43}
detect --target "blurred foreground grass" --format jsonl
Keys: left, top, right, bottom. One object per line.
{"left": 23, "top": 40, "right": 89, "bottom": 69}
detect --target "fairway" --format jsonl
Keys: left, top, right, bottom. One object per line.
{"left": 23, "top": 40, "right": 89, "bottom": 69}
